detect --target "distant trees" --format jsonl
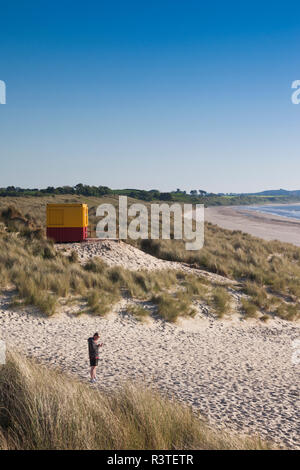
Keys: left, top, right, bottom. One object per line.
{"left": 176, "top": 189, "right": 207, "bottom": 197}
{"left": 72, "top": 184, "right": 111, "bottom": 196}
{"left": 45, "top": 186, "right": 55, "bottom": 194}
{"left": 0, "top": 185, "right": 298, "bottom": 207}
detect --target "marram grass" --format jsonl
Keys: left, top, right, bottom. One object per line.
{"left": 0, "top": 352, "right": 274, "bottom": 450}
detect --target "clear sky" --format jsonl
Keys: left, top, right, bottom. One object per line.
{"left": 0, "top": 1, "right": 300, "bottom": 193}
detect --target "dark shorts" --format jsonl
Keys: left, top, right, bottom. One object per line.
{"left": 90, "top": 357, "right": 99, "bottom": 367}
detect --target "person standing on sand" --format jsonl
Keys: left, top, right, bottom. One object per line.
{"left": 88, "top": 332, "right": 103, "bottom": 383}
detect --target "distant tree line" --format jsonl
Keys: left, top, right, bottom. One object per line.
{"left": 0, "top": 185, "right": 299, "bottom": 206}
{"left": 0, "top": 184, "right": 206, "bottom": 201}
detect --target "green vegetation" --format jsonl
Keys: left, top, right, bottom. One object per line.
{"left": 241, "top": 299, "right": 258, "bottom": 319}
{"left": 0, "top": 221, "right": 205, "bottom": 320}
{"left": 1, "top": 184, "right": 300, "bottom": 206}
{"left": 86, "top": 289, "right": 117, "bottom": 316}
{"left": 0, "top": 196, "right": 300, "bottom": 321}
{"left": 182, "top": 274, "right": 210, "bottom": 298}
{"left": 210, "top": 287, "right": 231, "bottom": 318}
{"left": 151, "top": 292, "right": 196, "bottom": 323}
{"left": 138, "top": 224, "right": 300, "bottom": 320}
{"left": 126, "top": 304, "right": 150, "bottom": 322}
{"left": 0, "top": 352, "right": 273, "bottom": 450}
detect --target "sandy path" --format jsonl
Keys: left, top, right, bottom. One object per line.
{"left": 205, "top": 206, "right": 300, "bottom": 246}
{"left": 0, "top": 292, "right": 299, "bottom": 449}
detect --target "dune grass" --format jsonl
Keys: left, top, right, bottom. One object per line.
{"left": 126, "top": 304, "right": 150, "bottom": 322}
{"left": 0, "top": 352, "right": 273, "bottom": 450}
{"left": 138, "top": 224, "right": 300, "bottom": 321}
{"left": 1, "top": 200, "right": 300, "bottom": 321}
{"left": 0, "top": 205, "right": 209, "bottom": 320}
{"left": 3, "top": 196, "right": 300, "bottom": 302}
{"left": 0, "top": 231, "right": 204, "bottom": 320}
{"left": 210, "top": 287, "right": 232, "bottom": 318}
{"left": 151, "top": 292, "right": 196, "bottom": 323}
{"left": 241, "top": 299, "right": 259, "bottom": 319}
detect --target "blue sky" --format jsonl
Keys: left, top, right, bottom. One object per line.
{"left": 0, "top": 1, "right": 300, "bottom": 193}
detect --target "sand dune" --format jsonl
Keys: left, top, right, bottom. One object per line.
{"left": 0, "top": 291, "right": 299, "bottom": 449}
{"left": 1, "top": 229, "right": 299, "bottom": 449}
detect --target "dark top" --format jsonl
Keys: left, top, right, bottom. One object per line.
{"left": 88, "top": 337, "right": 99, "bottom": 359}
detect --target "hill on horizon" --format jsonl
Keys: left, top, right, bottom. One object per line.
{"left": 245, "top": 189, "right": 300, "bottom": 197}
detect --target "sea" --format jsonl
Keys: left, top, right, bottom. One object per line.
{"left": 246, "top": 204, "right": 300, "bottom": 220}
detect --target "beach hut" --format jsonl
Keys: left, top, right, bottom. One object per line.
{"left": 46, "top": 203, "right": 88, "bottom": 242}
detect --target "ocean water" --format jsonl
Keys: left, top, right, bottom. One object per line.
{"left": 247, "top": 204, "right": 300, "bottom": 220}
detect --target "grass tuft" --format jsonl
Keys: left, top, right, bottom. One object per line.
{"left": 210, "top": 287, "right": 231, "bottom": 318}
{"left": 241, "top": 299, "right": 258, "bottom": 319}
{"left": 126, "top": 304, "right": 150, "bottom": 322}
{"left": 152, "top": 292, "right": 196, "bottom": 323}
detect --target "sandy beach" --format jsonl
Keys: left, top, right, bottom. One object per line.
{"left": 0, "top": 289, "right": 299, "bottom": 449}
{"left": 205, "top": 205, "right": 300, "bottom": 246}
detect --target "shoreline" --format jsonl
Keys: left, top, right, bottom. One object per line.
{"left": 205, "top": 205, "right": 300, "bottom": 246}
{"left": 244, "top": 201, "right": 300, "bottom": 223}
